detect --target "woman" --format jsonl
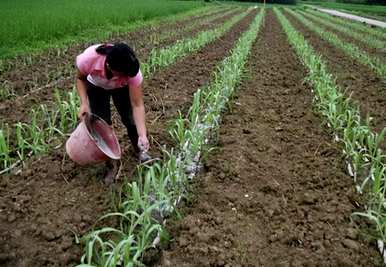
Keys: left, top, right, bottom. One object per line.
{"left": 75, "top": 42, "right": 151, "bottom": 184}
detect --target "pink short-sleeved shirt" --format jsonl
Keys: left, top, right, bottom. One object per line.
{"left": 76, "top": 44, "right": 143, "bottom": 90}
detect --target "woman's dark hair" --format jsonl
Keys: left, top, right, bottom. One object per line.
{"left": 96, "top": 42, "right": 140, "bottom": 77}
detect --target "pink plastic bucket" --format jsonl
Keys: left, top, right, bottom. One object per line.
{"left": 65, "top": 113, "right": 121, "bottom": 165}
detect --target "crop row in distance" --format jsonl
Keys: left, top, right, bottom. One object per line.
{"left": 286, "top": 8, "right": 386, "bottom": 79}
{"left": 277, "top": 5, "right": 386, "bottom": 253}
{"left": 305, "top": 8, "right": 386, "bottom": 41}
{"left": 300, "top": 9, "right": 385, "bottom": 50}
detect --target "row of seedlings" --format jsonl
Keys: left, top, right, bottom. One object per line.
{"left": 286, "top": 8, "right": 386, "bottom": 79}
{"left": 77, "top": 8, "right": 265, "bottom": 267}
{"left": 143, "top": 10, "right": 250, "bottom": 76}
{"left": 151, "top": 7, "right": 241, "bottom": 45}
{"left": 0, "top": 6, "right": 234, "bottom": 102}
{"left": 305, "top": 8, "right": 386, "bottom": 41}
{"left": 275, "top": 7, "right": 386, "bottom": 261}
{"left": 0, "top": 5, "right": 224, "bottom": 74}
{"left": 300, "top": 9, "right": 385, "bottom": 50}
{"left": 0, "top": 9, "right": 251, "bottom": 174}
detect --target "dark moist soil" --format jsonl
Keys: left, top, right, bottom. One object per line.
{"left": 302, "top": 12, "right": 386, "bottom": 62}
{"left": 285, "top": 10, "right": 386, "bottom": 147}
{"left": 0, "top": 10, "right": 257, "bottom": 267}
{"left": 0, "top": 7, "right": 241, "bottom": 125}
{"left": 154, "top": 10, "right": 382, "bottom": 267}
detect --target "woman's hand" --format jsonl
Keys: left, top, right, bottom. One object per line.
{"left": 138, "top": 135, "right": 150, "bottom": 152}
{"left": 78, "top": 103, "right": 90, "bottom": 119}
{"left": 129, "top": 85, "right": 149, "bottom": 152}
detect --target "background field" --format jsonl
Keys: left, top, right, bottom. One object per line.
{"left": 0, "top": 0, "right": 204, "bottom": 59}
{"left": 1, "top": 1, "right": 386, "bottom": 266}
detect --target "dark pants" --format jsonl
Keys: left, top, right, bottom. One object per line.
{"left": 86, "top": 81, "right": 139, "bottom": 153}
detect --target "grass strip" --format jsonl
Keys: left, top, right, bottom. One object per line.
{"left": 306, "top": 8, "right": 386, "bottom": 41}
{"left": 276, "top": 5, "right": 386, "bottom": 255}
{"left": 300, "top": 9, "right": 385, "bottom": 51}
{"left": 77, "top": 7, "right": 264, "bottom": 267}
{"left": 286, "top": 8, "right": 386, "bottom": 79}
{"left": 0, "top": 9, "right": 250, "bottom": 173}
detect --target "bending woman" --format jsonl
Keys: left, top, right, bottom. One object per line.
{"left": 75, "top": 42, "right": 151, "bottom": 184}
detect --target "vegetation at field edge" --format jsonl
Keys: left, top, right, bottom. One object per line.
{"left": 0, "top": 0, "right": 204, "bottom": 60}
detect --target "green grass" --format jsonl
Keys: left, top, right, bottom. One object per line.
{"left": 300, "top": 1, "right": 386, "bottom": 20}
{"left": 0, "top": 0, "right": 205, "bottom": 60}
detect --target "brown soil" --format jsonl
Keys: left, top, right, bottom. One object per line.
{"left": 0, "top": 10, "right": 257, "bottom": 267}
{"left": 302, "top": 11, "right": 386, "bottom": 62}
{"left": 285, "top": 10, "right": 386, "bottom": 145}
{"left": 154, "top": 10, "right": 382, "bottom": 267}
{"left": 0, "top": 7, "right": 241, "bottom": 126}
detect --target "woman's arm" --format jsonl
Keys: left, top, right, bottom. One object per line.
{"left": 76, "top": 69, "right": 90, "bottom": 118}
{"left": 129, "top": 85, "right": 149, "bottom": 151}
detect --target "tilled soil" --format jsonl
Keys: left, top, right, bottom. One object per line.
{"left": 155, "top": 10, "right": 382, "bottom": 267}
{"left": 285, "top": 10, "right": 386, "bottom": 146}
{"left": 0, "top": 10, "right": 257, "bottom": 267}
{"left": 0, "top": 7, "right": 241, "bottom": 125}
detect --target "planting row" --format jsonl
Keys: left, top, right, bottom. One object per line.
{"left": 301, "top": 9, "right": 385, "bottom": 51}
{"left": 0, "top": 9, "right": 259, "bottom": 267}
{"left": 0, "top": 7, "right": 242, "bottom": 126}
{"left": 0, "top": 8, "right": 249, "bottom": 172}
{"left": 0, "top": 5, "right": 236, "bottom": 102}
{"left": 284, "top": 8, "right": 386, "bottom": 148}
{"left": 306, "top": 8, "right": 386, "bottom": 41}
{"left": 278, "top": 6, "right": 386, "bottom": 260}
{"left": 286, "top": 9, "right": 386, "bottom": 79}
{"left": 77, "top": 8, "right": 264, "bottom": 267}
{"left": 159, "top": 9, "right": 380, "bottom": 266}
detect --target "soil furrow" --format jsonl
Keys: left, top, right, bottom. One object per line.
{"left": 0, "top": 8, "right": 243, "bottom": 126}
{"left": 284, "top": 10, "right": 386, "bottom": 144}
{"left": 0, "top": 10, "right": 257, "bottom": 267}
{"left": 155, "top": 10, "right": 381, "bottom": 267}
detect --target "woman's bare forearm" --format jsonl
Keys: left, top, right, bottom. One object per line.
{"left": 129, "top": 85, "right": 147, "bottom": 137}
{"left": 132, "top": 104, "right": 147, "bottom": 137}
{"left": 76, "top": 70, "right": 89, "bottom": 105}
